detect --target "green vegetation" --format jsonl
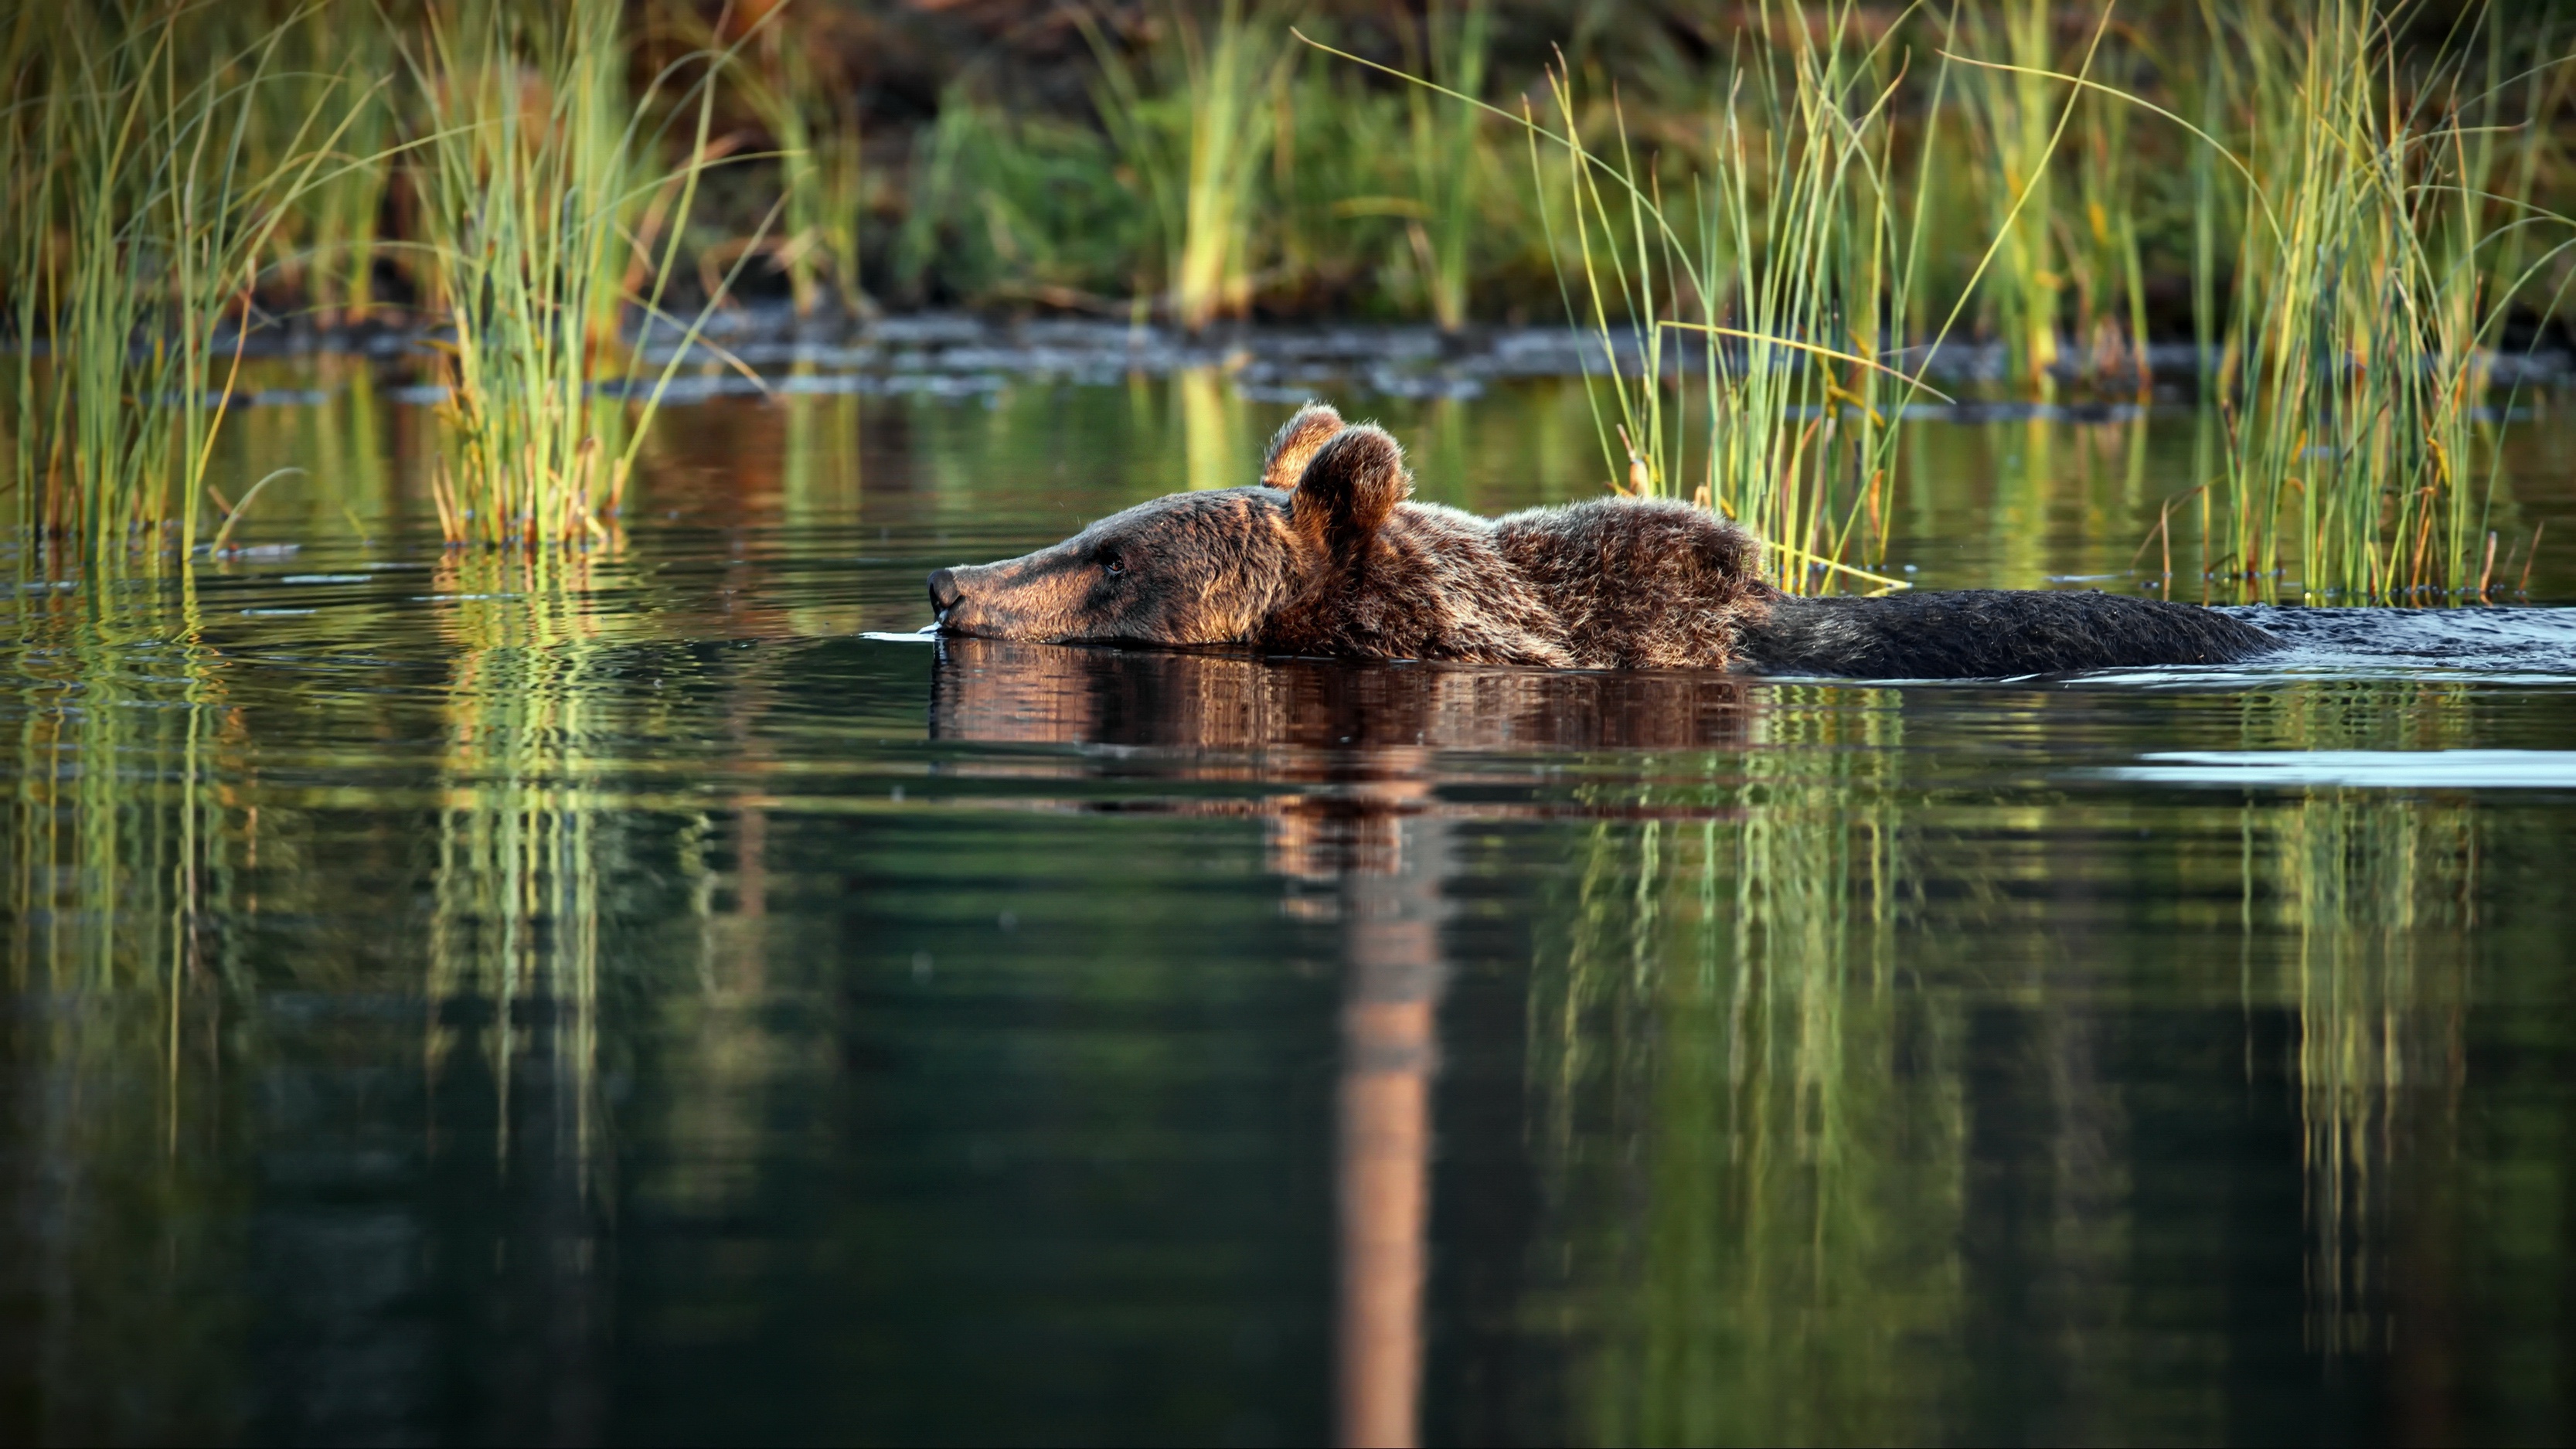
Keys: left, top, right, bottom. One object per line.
{"left": 396, "top": 0, "right": 771, "bottom": 550}
{"left": 1458, "top": 0, "right": 1955, "bottom": 589}
{"left": 1, "top": 3, "right": 371, "bottom": 563}
{"left": 2174, "top": 0, "right": 2568, "bottom": 601}
{"left": 3, "top": 0, "right": 2571, "bottom": 596}
{"left": 1365, "top": 0, "right": 2573, "bottom": 599}
{"left": 0, "top": 0, "right": 761, "bottom": 562}
{"left": 1525, "top": 678, "right": 2530, "bottom": 1435}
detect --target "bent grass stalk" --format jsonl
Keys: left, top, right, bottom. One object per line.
{"left": 1302, "top": 4, "right": 1969, "bottom": 594}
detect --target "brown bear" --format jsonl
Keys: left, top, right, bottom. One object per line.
{"left": 924, "top": 403, "right": 2282, "bottom": 679}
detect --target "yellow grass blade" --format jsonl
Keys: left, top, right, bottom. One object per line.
{"left": 1657, "top": 322, "right": 1955, "bottom": 404}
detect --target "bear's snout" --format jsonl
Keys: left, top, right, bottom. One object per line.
{"left": 927, "top": 567, "right": 963, "bottom": 619}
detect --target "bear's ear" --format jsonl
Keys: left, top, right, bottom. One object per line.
{"left": 1261, "top": 402, "right": 1345, "bottom": 490}
{"left": 1290, "top": 424, "right": 1409, "bottom": 556}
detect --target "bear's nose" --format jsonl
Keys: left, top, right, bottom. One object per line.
{"left": 927, "top": 568, "right": 963, "bottom": 616}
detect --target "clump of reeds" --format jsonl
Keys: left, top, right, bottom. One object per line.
{"left": 2, "top": 2, "right": 375, "bottom": 565}
{"left": 395, "top": 0, "right": 769, "bottom": 551}
{"left": 1398, "top": 0, "right": 1494, "bottom": 332}
{"left": 1081, "top": 0, "right": 1298, "bottom": 331}
{"left": 1955, "top": 0, "right": 2069, "bottom": 393}
{"left": 2082, "top": 0, "right": 2576, "bottom": 602}
{"left": 1314, "top": 0, "right": 1977, "bottom": 592}
{"left": 656, "top": 1, "right": 873, "bottom": 321}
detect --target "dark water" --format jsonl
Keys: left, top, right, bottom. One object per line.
{"left": 8, "top": 377, "right": 2576, "bottom": 1445}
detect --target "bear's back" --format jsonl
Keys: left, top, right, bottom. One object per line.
{"left": 1493, "top": 497, "right": 1769, "bottom": 669}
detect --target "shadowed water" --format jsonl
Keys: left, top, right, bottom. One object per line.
{"left": 6, "top": 377, "right": 2576, "bottom": 1445}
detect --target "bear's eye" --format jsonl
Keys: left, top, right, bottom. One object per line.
{"left": 1097, "top": 549, "right": 1125, "bottom": 576}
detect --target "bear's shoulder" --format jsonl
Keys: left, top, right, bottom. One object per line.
{"left": 1487, "top": 496, "right": 1770, "bottom": 669}
{"left": 1494, "top": 495, "right": 1761, "bottom": 583}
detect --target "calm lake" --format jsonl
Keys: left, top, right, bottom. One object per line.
{"left": 8, "top": 367, "right": 2576, "bottom": 1444}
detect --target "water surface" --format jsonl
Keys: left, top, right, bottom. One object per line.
{"left": 7, "top": 376, "right": 2576, "bottom": 1445}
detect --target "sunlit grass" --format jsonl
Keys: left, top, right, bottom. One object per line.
{"left": 2138, "top": 0, "right": 2574, "bottom": 601}
{"left": 1081, "top": 0, "right": 1296, "bottom": 332}
{"left": 394, "top": 0, "right": 770, "bottom": 552}
{"left": 1957, "top": 0, "right": 2069, "bottom": 393}
{"left": 4, "top": 0, "right": 2570, "bottom": 596}
{"left": 2, "top": 2, "right": 374, "bottom": 566}
{"left": 1313, "top": 0, "right": 1967, "bottom": 592}
{"left": 1397, "top": 0, "right": 1493, "bottom": 333}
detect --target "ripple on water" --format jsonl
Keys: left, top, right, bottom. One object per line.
{"left": 2103, "top": 747, "right": 2576, "bottom": 789}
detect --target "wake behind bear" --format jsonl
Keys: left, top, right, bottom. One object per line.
{"left": 924, "top": 403, "right": 2282, "bottom": 679}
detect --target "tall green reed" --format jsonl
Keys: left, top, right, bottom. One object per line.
{"left": 1399, "top": 0, "right": 1493, "bottom": 332}
{"left": 270, "top": 2, "right": 395, "bottom": 325}
{"left": 3, "top": 2, "right": 374, "bottom": 566}
{"left": 1956, "top": 0, "right": 2069, "bottom": 393}
{"left": 393, "top": 0, "right": 764, "bottom": 550}
{"left": 1083, "top": 0, "right": 1296, "bottom": 331}
{"left": 2068, "top": 34, "right": 2153, "bottom": 385}
{"left": 665, "top": 2, "right": 871, "bottom": 320}
{"left": 1428, "top": 0, "right": 1969, "bottom": 590}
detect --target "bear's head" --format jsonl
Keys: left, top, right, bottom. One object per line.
{"left": 925, "top": 485, "right": 1301, "bottom": 646}
{"left": 927, "top": 403, "right": 1424, "bottom": 648}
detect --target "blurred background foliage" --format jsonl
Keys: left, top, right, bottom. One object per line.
{"left": 12, "top": 0, "right": 2574, "bottom": 338}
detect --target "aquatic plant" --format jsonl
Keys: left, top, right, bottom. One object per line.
{"left": 268, "top": 2, "right": 396, "bottom": 325}
{"left": 1955, "top": 0, "right": 2069, "bottom": 393}
{"left": 1398, "top": 0, "right": 1495, "bottom": 333}
{"left": 2029, "top": 0, "right": 2576, "bottom": 602}
{"left": 1312, "top": 0, "right": 1979, "bottom": 592}
{"left": 393, "top": 0, "right": 774, "bottom": 551}
{"left": 1080, "top": 0, "right": 1298, "bottom": 331}
{"left": 659, "top": 1, "right": 872, "bottom": 321}
{"left": 2, "top": 2, "right": 376, "bottom": 565}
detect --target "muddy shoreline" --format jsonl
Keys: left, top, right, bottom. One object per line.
{"left": 23, "top": 304, "right": 2571, "bottom": 415}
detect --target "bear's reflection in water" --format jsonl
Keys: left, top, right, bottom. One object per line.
{"left": 930, "top": 637, "right": 1756, "bottom": 1447}
{"left": 927, "top": 634, "right": 1755, "bottom": 756}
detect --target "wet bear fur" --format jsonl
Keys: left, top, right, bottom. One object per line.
{"left": 926, "top": 403, "right": 2281, "bottom": 679}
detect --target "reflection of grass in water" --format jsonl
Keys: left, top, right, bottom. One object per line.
{"left": 5, "top": 587, "right": 227, "bottom": 1029}
{"left": 1, "top": 590, "right": 250, "bottom": 1435}
{"left": 1535, "top": 685, "right": 1961, "bottom": 1442}
{"left": 1535, "top": 677, "right": 2499, "bottom": 1424}
{"left": 1179, "top": 368, "right": 1253, "bottom": 493}
{"left": 425, "top": 556, "right": 619, "bottom": 1169}
{"left": 2237, "top": 682, "right": 2477, "bottom": 1353}
{"left": 780, "top": 391, "right": 867, "bottom": 636}
{"left": 419, "top": 555, "right": 767, "bottom": 1192}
